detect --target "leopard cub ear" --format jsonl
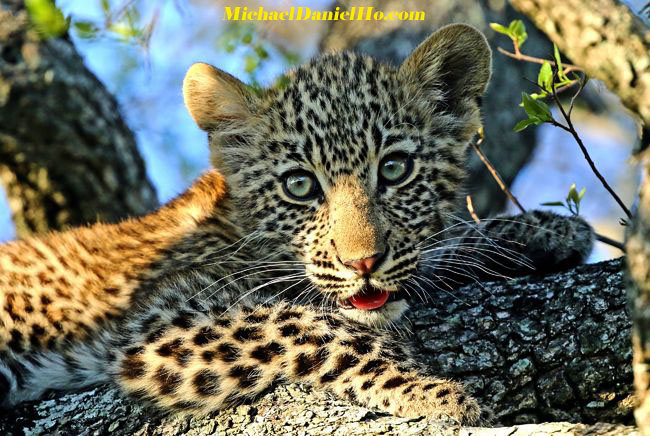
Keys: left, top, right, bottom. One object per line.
{"left": 182, "top": 63, "right": 258, "bottom": 131}
{"left": 399, "top": 23, "right": 492, "bottom": 108}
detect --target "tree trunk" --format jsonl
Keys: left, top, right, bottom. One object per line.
{"left": 321, "top": 0, "right": 556, "bottom": 217}
{"left": 0, "top": 1, "right": 157, "bottom": 239}
{"left": 0, "top": 259, "right": 635, "bottom": 434}
{"left": 500, "top": 1, "right": 650, "bottom": 433}
{"left": 627, "top": 167, "right": 650, "bottom": 436}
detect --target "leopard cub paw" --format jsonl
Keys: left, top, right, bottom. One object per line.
{"left": 384, "top": 379, "right": 482, "bottom": 425}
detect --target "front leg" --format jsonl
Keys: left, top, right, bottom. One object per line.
{"left": 113, "top": 298, "right": 481, "bottom": 424}
{"left": 429, "top": 210, "right": 594, "bottom": 286}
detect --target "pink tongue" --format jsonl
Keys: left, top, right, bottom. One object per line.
{"left": 349, "top": 289, "right": 390, "bottom": 310}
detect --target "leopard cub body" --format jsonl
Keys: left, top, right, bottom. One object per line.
{"left": 0, "top": 24, "right": 593, "bottom": 424}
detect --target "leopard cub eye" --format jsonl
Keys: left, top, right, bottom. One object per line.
{"left": 378, "top": 153, "right": 413, "bottom": 185}
{"left": 282, "top": 170, "right": 320, "bottom": 201}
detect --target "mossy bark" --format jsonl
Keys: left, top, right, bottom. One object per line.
{"left": 0, "top": 1, "right": 157, "bottom": 239}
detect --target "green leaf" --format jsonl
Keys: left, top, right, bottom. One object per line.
{"left": 489, "top": 23, "right": 510, "bottom": 35}
{"left": 521, "top": 92, "right": 552, "bottom": 122}
{"left": 507, "top": 20, "right": 519, "bottom": 33}
{"left": 25, "top": 0, "right": 69, "bottom": 38}
{"left": 254, "top": 45, "right": 268, "bottom": 59}
{"left": 565, "top": 184, "right": 586, "bottom": 215}
{"left": 100, "top": 0, "right": 110, "bottom": 14}
{"left": 556, "top": 77, "right": 577, "bottom": 89}
{"left": 109, "top": 22, "right": 142, "bottom": 40}
{"left": 553, "top": 43, "right": 565, "bottom": 79}
{"left": 242, "top": 33, "right": 253, "bottom": 44}
{"left": 508, "top": 20, "right": 528, "bottom": 46}
{"left": 567, "top": 183, "right": 579, "bottom": 204}
{"left": 541, "top": 201, "right": 566, "bottom": 207}
{"left": 73, "top": 20, "right": 98, "bottom": 39}
{"left": 513, "top": 118, "right": 540, "bottom": 132}
{"left": 578, "top": 187, "right": 586, "bottom": 200}
{"left": 244, "top": 55, "right": 259, "bottom": 73}
{"left": 537, "top": 62, "right": 553, "bottom": 92}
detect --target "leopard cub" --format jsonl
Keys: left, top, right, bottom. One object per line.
{"left": 0, "top": 24, "right": 593, "bottom": 425}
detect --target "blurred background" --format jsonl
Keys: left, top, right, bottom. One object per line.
{"left": 1, "top": 0, "right": 647, "bottom": 263}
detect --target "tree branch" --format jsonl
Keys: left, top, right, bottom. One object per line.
{"left": 0, "top": 1, "right": 158, "bottom": 238}
{"left": 505, "top": 3, "right": 650, "bottom": 433}
{"left": 496, "top": 46, "right": 582, "bottom": 74}
{"left": 0, "top": 259, "right": 634, "bottom": 433}
{"left": 469, "top": 135, "right": 527, "bottom": 214}
{"left": 548, "top": 77, "right": 633, "bottom": 220}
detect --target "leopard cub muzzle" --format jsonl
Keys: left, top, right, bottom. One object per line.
{"left": 306, "top": 176, "right": 413, "bottom": 325}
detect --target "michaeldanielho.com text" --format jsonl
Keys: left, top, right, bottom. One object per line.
{"left": 223, "top": 6, "right": 425, "bottom": 21}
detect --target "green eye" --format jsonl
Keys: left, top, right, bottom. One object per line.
{"left": 283, "top": 171, "right": 320, "bottom": 200}
{"left": 379, "top": 153, "right": 413, "bottom": 185}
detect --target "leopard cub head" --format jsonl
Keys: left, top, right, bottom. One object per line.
{"left": 183, "top": 24, "right": 491, "bottom": 327}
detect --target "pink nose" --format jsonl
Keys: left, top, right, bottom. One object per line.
{"left": 343, "top": 252, "right": 384, "bottom": 276}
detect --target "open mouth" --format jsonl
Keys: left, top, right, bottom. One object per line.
{"left": 337, "top": 284, "right": 403, "bottom": 311}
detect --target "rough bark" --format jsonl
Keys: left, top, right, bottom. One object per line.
{"left": 0, "top": 258, "right": 635, "bottom": 434}
{"left": 0, "top": 385, "right": 637, "bottom": 436}
{"left": 321, "top": 0, "right": 555, "bottom": 217}
{"left": 627, "top": 166, "right": 650, "bottom": 436}
{"left": 0, "top": 1, "right": 157, "bottom": 239}
{"left": 499, "top": 1, "right": 650, "bottom": 434}
{"left": 508, "top": 0, "right": 650, "bottom": 150}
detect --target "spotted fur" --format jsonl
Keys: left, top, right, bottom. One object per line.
{"left": 0, "top": 24, "right": 593, "bottom": 425}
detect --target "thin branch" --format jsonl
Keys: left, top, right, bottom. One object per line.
{"left": 466, "top": 195, "right": 481, "bottom": 224}
{"left": 567, "top": 74, "right": 588, "bottom": 118}
{"left": 497, "top": 46, "right": 583, "bottom": 74}
{"left": 470, "top": 132, "right": 624, "bottom": 252}
{"left": 469, "top": 135, "right": 527, "bottom": 214}
{"left": 107, "top": 0, "right": 139, "bottom": 27}
{"left": 596, "top": 233, "right": 625, "bottom": 251}
{"left": 548, "top": 72, "right": 633, "bottom": 221}
{"left": 555, "top": 80, "right": 579, "bottom": 96}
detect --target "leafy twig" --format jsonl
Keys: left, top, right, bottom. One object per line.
{"left": 471, "top": 132, "right": 624, "bottom": 252}
{"left": 496, "top": 47, "right": 582, "bottom": 74}
{"left": 491, "top": 19, "right": 626, "bottom": 252}
{"left": 547, "top": 69, "right": 633, "bottom": 221}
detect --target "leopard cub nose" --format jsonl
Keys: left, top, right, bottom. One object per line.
{"left": 342, "top": 252, "right": 385, "bottom": 277}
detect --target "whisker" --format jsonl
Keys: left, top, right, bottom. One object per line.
{"left": 411, "top": 273, "right": 471, "bottom": 307}
{"left": 186, "top": 264, "right": 305, "bottom": 301}
{"left": 422, "top": 243, "right": 533, "bottom": 269}
{"left": 219, "top": 273, "right": 308, "bottom": 316}
{"left": 421, "top": 257, "right": 513, "bottom": 281}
